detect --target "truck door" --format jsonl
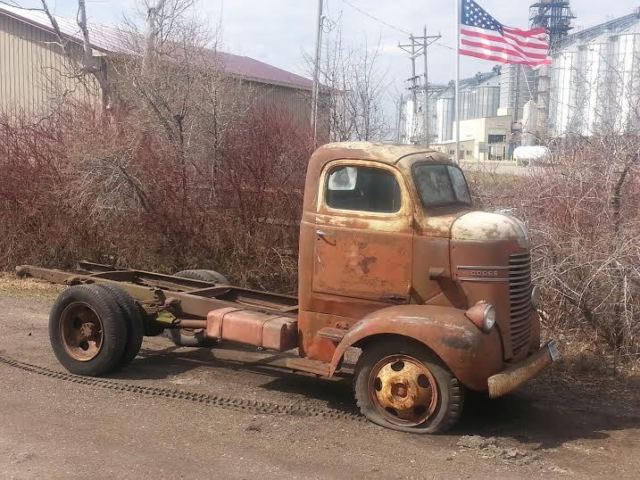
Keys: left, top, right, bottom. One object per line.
{"left": 311, "top": 161, "right": 413, "bottom": 308}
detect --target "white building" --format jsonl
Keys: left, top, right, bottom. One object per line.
{"left": 498, "top": 64, "right": 537, "bottom": 121}
{"left": 548, "top": 10, "right": 640, "bottom": 136}
{"left": 399, "top": 69, "right": 501, "bottom": 145}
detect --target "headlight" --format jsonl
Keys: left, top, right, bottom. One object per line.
{"left": 531, "top": 285, "right": 541, "bottom": 309}
{"left": 465, "top": 301, "right": 496, "bottom": 333}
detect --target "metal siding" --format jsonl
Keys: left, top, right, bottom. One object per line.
{"left": 249, "top": 80, "right": 313, "bottom": 128}
{"left": 0, "top": 11, "right": 313, "bottom": 129}
{"left": 436, "top": 97, "right": 454, "bottom": 142}
{"left": 0, "top": 12, "right": 91, "bottom": 117}
{"left": 550, "top": 17, "right": 640, "bottom": 136}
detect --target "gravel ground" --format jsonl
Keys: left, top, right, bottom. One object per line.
{"left": 0, "top": 278, "right": 639, "bottom": 479}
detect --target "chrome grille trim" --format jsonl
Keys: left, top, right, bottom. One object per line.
{"left": 509, "top": 252, "right": 532, "bottom": 354}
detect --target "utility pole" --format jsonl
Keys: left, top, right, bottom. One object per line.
{"left": 311, "top": 0, "right": 324, "bottom": 147}
{"left": 422, "top": 26, "right": 429, "bottom": 145}
{"left": 409, "top": 34, "right": 418, "bottom": 143}
{"left": 396, "top": 93, "right": 404, "bottom": 143}
{"left": 399, "top": 27, "right": 441, "bottom": 145}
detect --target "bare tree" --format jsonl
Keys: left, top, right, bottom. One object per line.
{"left": 38, "top": 0, "right": 113, "bottom": 113}
{"left": 311, "top": 24, "right": 389, "bottom": 142}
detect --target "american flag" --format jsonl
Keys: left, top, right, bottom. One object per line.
{"left": 459, "top": 0, "right": 551, "bottom": 67}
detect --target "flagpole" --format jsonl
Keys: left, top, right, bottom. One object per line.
{"left": 455, "top": 0, "right": 461, "bottom": 164}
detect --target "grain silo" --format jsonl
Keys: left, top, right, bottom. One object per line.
{"left": 548, "top": 10, "right": 640, "bottom": 136}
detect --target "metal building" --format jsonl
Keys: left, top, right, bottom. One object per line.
{"left": 548, "top": 10, "right": 640, "bottom": 136}
{"left": 0, "top": 4, "right": 317, "bottom": 127}
{"left": 400, "top": 69, "right": 501, "bottom": 144}
{"left": 498, "top": 64, "right": 537, "bottom": 122}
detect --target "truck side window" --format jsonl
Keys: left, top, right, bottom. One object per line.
{"left": 325, "top": 165, "right": 401, "bottom": 213}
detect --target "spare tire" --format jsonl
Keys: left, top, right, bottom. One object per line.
{"left": 174, "top": 269, "right": 229, "bottom": 285}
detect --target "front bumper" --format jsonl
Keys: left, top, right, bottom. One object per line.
{"left": 487, "top": 340, "right": 560, "bottom": 398}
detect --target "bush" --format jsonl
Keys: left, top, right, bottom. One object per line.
{"left": 469, "top": 136, "right": 640, "bottom": 366}
{"left": 0, "top": 104, "right": 312, "bottom": 294}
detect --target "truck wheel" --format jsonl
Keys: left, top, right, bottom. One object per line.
{"left": 165, "top": 328, "right": 213, "bottom": 347}
{"left": 49, "top": 285, "right": 127, "bottom": 376}
{"left": 354, "top": 339, "right": 464, "bottom": 434}
{"left": 175, "top": 269, "right": 229, "bottom": 284}
{"left": 96, "top": 284, "right": 144, "bottom": 368}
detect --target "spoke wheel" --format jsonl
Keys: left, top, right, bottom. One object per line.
{"left": 60, "top": 302, "right": 104, "bottom": 362}
{"left": 369, "top": 354, "right": 439, "bottom": 427}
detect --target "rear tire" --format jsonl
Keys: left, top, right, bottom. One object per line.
{"left": 49, "top": 284, "right": 127, "bottom": 376}
{"left": 174, "top": 269, "right": 229, "bottom": 284}
{"left": 95, "top": 284, "right": 144, "bottom": 368}
{"left": 353, "top": 339, "right": 464, "bottom": 434}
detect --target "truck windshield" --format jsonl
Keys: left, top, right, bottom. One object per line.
{"left": 412, "top": 164, "right": 471, "bottom": 207}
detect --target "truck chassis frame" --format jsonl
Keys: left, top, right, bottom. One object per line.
{"left": 17, "top": 261, "right": 333, "bottom": 377}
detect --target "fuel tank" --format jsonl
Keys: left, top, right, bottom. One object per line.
{"left": 206, "top": 307, "right": 298, "bottom": 352}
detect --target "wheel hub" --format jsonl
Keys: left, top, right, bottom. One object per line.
{"left": 60, "top": 302, "right": 104, "bottom": 362}
{"left": 370, "top": 355, "right": 438, "bottom": 426}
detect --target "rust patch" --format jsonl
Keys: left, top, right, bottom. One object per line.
{"left": 440, "top": 335, "right": 472, "bottom": 350}
{"left": 359, "top": 256, "right": 377, "bottom": 274}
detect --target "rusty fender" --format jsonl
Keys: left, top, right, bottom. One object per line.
{"left": 330, "top": 305, "right": 504, "bottom": 391}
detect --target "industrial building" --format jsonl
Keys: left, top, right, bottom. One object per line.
{"left": 548, "top": 11, "right": 640, "bottom": 136}
{"left": 431, "top": 115, "right": 511, "bottom": 162}
{"left": 0, "top": 3, "right": 317, "bottom": 127}
{"left": 399, "top": 68, "right": 512, "bottom": 161}
{"left": 399, "top": 1, "right": 640, "bottom": 161}
{"left": 399, "top": 69, "right": 501, "bottom": 142}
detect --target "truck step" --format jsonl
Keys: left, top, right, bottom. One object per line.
{"left": 317, "top": 327, "right": 348, "bottom": 343}
{"left": 283, "top": 357, "right": 332, "bottom": 376}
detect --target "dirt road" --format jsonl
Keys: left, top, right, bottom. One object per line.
{"left": 0, "top": 282, "right": 638, "bottom": 479}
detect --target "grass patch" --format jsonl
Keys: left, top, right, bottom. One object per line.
{"left": 0, "top": 272, "right": 63, "bottom": 298}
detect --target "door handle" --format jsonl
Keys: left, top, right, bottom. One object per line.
{"left": 316, "top": 230, "right": 336, "bottom": 245}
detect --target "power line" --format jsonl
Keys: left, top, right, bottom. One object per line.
{"left": 434, "top": 42, "right": 456, "bottom": 51}
{"left": 340, "top": 0, "right": 410, "bottom": 35}
{"left": 340, "top": 1, "right": 456, "bottom": 53}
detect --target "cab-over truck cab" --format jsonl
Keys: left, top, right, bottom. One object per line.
{"left": 297, "top": 142, "right": 557, "bottom": 432}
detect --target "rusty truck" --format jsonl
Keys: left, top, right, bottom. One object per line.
{"left": 17, "top": 142, "right": 559, "bottom": 434}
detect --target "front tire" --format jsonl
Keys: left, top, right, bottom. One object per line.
{"left": 354, "top": 339, "right": 464, "bottom": 434}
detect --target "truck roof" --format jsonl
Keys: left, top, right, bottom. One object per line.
{"left": 312, "top": 142, "right": 449, "bottom": 166}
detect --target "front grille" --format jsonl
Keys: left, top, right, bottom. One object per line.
{"left": 509, "top": 252, "right": 532, "bottom": 354}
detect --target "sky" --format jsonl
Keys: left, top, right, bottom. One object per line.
{"left": 11, "top": 0, "right": 640, "bottom": 106}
